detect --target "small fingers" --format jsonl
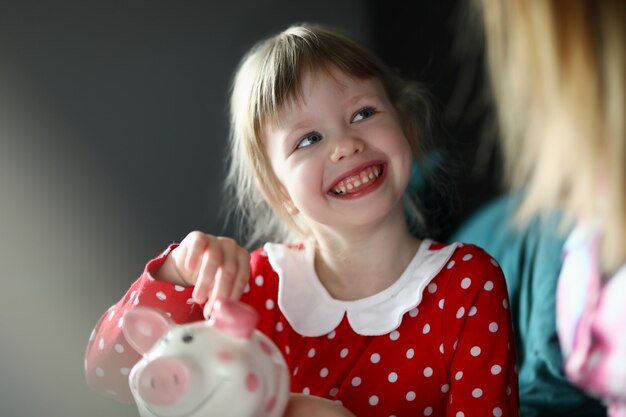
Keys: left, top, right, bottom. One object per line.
{"left": 192, "top": 241, "right": 222, "bottom": 304}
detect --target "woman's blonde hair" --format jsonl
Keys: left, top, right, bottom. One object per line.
{"left": 479, "top": 0, "right": 626, "bottom": 272}
{"left": 225, "top": 24, "right": 433, "bottom": 247}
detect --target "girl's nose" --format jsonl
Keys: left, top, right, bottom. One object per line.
{"left": 330, "top": 135, "right": 364, "bottom": 162}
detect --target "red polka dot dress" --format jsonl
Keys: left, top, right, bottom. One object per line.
{"left": 85, "top": 240, "right": 520, "bottom": 417}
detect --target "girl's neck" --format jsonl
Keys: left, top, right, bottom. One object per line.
{"left": 311, "top": 211, "right": 421, "bottom": 301}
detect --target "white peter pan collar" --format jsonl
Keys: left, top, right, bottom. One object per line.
{"left": 264, "top": 239, "right": 459, "bottom": 337}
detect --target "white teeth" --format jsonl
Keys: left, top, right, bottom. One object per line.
{"left": 331, "top": 165, "right": 382, "bottom": 195}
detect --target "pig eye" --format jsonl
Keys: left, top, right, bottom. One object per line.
{"left": 182, "top": 333, "right": 194, "bottom": 344}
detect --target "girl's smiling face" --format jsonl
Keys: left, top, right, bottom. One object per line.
{"left": 263, "top": 67, "right": 414, "bottom": 235}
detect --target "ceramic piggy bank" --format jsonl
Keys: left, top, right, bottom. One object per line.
{"left": 122, "top": 299, "right": 290, "bottom": 417}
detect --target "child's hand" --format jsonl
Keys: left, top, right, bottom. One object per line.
{"left": 285, "top": 394, "right": 356, "bottom": 417}
{"left": 156, "top": 231, "right": 250, "bottom": 317}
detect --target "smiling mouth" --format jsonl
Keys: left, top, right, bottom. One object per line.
{"left": 330, "top": 164, "right": 384, "bottom": 196}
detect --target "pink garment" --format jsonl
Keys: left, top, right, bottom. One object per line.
{"left": 557, "top": 225, "right": 626, "bottom": 416}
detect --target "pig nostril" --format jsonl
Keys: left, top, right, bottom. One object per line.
{"left": 150, "top": 378, "right": 156, "bottom": 389}
{"left": 182, "top": 334, "right": 193, "bottom": 343}
{"left": 173, "top": 374, "right": 179, "bottom": 385}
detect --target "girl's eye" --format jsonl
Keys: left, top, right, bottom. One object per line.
{"left": 352, "top": 107, "right": 376, "bottom": 122}
{"left": 296, "top": 132, "right": 323, "bottom": 149}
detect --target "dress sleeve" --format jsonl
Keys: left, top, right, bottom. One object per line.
{"left": 442, "top": 246, "right": 520, "bottom": 417}
{"left": 83, "top": 244, "right": 204, "bottom": 403}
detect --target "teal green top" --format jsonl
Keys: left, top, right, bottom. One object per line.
{"left": 450, "top": 194, "right": 606, "bottom": 417}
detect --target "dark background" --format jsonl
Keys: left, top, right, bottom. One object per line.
{"left": 0, "top": 1, "right": 497, "bottom": 416}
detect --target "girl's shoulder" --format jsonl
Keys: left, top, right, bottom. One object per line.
{"left": 427, "top": 240, "right": 506, "bottom": 289}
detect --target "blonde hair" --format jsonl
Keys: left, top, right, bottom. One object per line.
{"left": 225, "top": 24, "right": 433, "bottom": 247}
{"left": 479, "top": 0, "right": 626, "bottom": 272}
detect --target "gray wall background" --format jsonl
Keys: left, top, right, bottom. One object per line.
{"left": 0, "top": 1, "right": 485, "bottom": 416}
{"left": 0, "top": 2, "right": 370, "bottom": 416}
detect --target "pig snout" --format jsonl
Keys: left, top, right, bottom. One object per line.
{"left": 137, "top": 357, "right": 191, "bottom": 405}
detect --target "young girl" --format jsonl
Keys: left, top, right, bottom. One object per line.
{"left": 85, "top": 24, "right": 519, "bottom": 417}
{"left": 479, "top": 1, "right": 626, "bottom": 416}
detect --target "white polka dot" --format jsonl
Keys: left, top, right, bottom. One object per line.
{"left": 406, "top": 391, "right": 416, "bottom": 401}
{"left": 468, "top": 306, "right": 477, "bottom": 316}
{"left": 265, "top": 299, "right": 274, "bottom": 310}
{"left": 302, "top": 387, "right": 310, "bottom": 395}
{"left": 254, "top": 275, "right": 264, "bottom": 286}
{"left": 490, "top": 258, "right": 499, "bottom": 267}
{"left": 489, "top": 322, "right": 499, "bottom": 332}
{"left": 453, "top": 340, "right": 458, "bottom": 350}
{"left": 276, "top": 322, "right": 284, "bottom": 332}
{"left": 438, "top": 299, "right": 445, "bottom": 309}
{"left": 472, "top": 388, "right": 483, "bottom": 398}
{"left": 133, "top": 297, "right": 140, "bottom": 305}
{"left": 456, "top": 412, "right": 465, "bottom": 417}
{"left": 107, "top": 310, "right": 115, "bottom": 321}
{"left": 174, "top": 285, "right": 185, "bottom": 292}
{"left": 120, "top": 367, "right": 130, "bottom": 375}
{"left": 114, "top": 344, "right": 125, "bottom": 353}
{"left": 117, "top": 317, "right": 124, "bottom": 328}
{"left": 456, "top": 307, "right": 465, "bottom": 319}
{"left": 439, "top": 343, "right": 444, "bottom": 354}
{"left": 507, "top": 386, "right": 511, "bottom": 395}
{"left": 455, "top": 371, "right": 463, "bottom": 380}
{"left": 423, "top": 367, "right": 433, "bottom": 377}
{"left": 461, "top": 278, "right": 472, "bottom": 289}
{"left": 390, "top": 330, "right": 400, "bottom": 341}
{"left": 98, "top": 338, "right": 105, "bottom": 350}
{"left": 424, "top": 406, "right": 433, "bottom": 416}
{"left": 243, "top": 283, "right": 250, "bottom": 293}
{"left": 503, "top": 299, "right": 509, "bottom": 309}
{"left": 293, "top": 367, "right": 299, "bottom": 376}
{"left": 186, "top": 298, "right": 195, "bottom": 305}
{"left": 89, "top": 329, "right": 96, "bottom": 342}
{"left": 129, "top": 291, "right": 136, "bottom": 301}
{"left": 340, "top": 348, "right": 349, "bottom": 358}
{"left": 447, "top": 260, "right": 455, "bottom": 269}
{"left": 307, "top": 348, "right": 316, "bottom": 358}
{"left": 462, "top": 254, "right": 473, "bottom": 261}
{"left": 285, "top": 345, "right": 291, "bottom": 355}
{"left": 95, "top": 367, "right": 104, "bottom": 377}
{"left": 388, "top": 372, "right": 398, "bottom": 383}
{"left": 428, "top": 283, "right": 437, "bottom": 293}
{"left": 406, "top": 348, "right": 415, "bottom": 359}
{"left": 329, "top": 388, "right": 339, "bottom": 396}
{"left": 320, "top": 368, "right": 329, "bottom": 378}
{"left": 493, "top": 407, "right": 503, "bottom": 417}
{"left": 327, "top": 330, "right": 336, "bottom": 339}
{"left": 370, "top": 353, "right": 381, "bottom": 363}
{"left": 491, "top": 364, "right": 502, "bottom": 375}
{"left": 423, "top": 323, "right": 431, "bottom": 334}
{"left": 484, "top": 281, "right": 494, "bottom": 291}
{"left": 441, "top": 384, "right": 450, "bottom": 393}
{"left": 369, "top": 395, "right": 379, "bottom": 406}
{"left": 470, "top": 346, "right": 481, "bottom": 357}
{"left": 351, "top": 376, "right": 362, "bottom": 386}
{"left": 409, "top": 308, "right": 419, "bottom": 317}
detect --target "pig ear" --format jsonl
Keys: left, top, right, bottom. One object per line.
{"left": 122, "top": 307, "right": 173, "bottom": 355}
